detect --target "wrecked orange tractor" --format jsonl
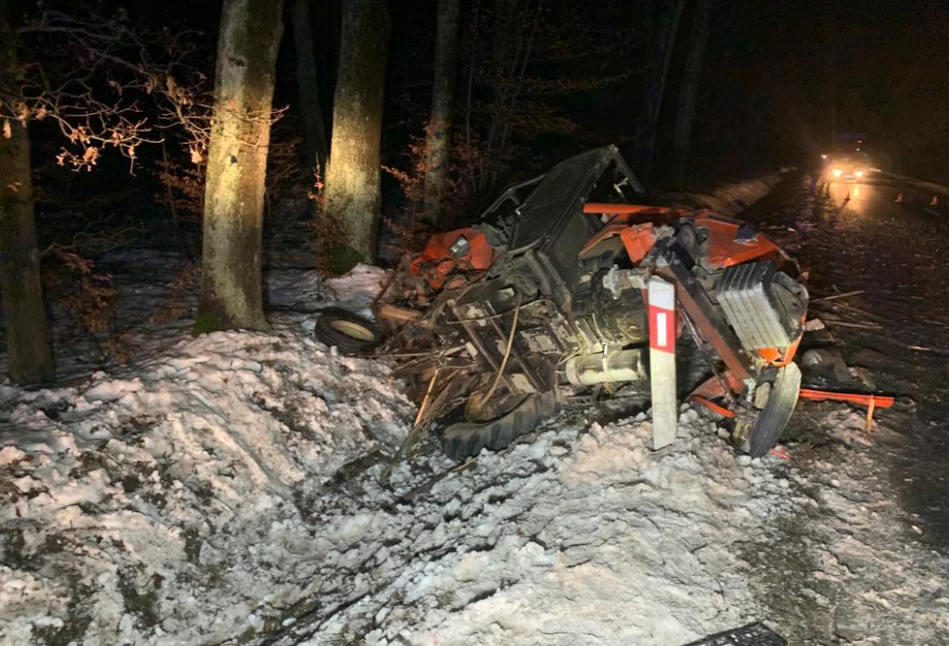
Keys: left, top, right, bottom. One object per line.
{"left": 315, "top": 146, "right": 809, "bottom": 461}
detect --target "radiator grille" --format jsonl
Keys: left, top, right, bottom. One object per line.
{"left": 717, "top": 262, "right": 806, "bottom": 350}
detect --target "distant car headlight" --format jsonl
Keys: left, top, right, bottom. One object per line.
{"left": 855, "top": 170, "right": 864, "bottom": 178}
{"left": 832, "top": 169, "right": 843, "bottom": 178}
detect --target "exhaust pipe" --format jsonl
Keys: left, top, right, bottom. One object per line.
{"left": 564, "top": 349, "right": 648, "bottom": 386}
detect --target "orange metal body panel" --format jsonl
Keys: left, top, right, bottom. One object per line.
{"left": 619, "top": 224, "right": 658, "bottom": 263}
{"left": 692, "top": 212, "right": 780, "bottom": 267}
{"left": 409, "top": 228, "right": 495, "bottom": 290}
{"left": 580, "top": 222, "right": 633, "bottom": 256}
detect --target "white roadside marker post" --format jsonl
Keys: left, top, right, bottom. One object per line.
{"left": 648, "top": 275, "right": 677, "bottom": 449}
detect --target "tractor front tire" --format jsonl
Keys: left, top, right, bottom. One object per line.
{"left": 745, "top": 362, "right": 802, "bottom": 457}
{"left": 314, "top": 307, "right": 383, "bottom": 356}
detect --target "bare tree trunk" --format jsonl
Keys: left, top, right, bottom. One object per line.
{"left": 323, "top": 0, "right": 389, "bottom": 263}
{"left": 0, "top": 0, "right": 54, "bottom": 384}
{"left": 631, "top": 0, "right": 686, "bottom": 182}
{"left": 194, "top": 0, "right": 283, "bottom": 334}
{"left": 422, "top": 0, "right": 462, "bottom": 225}
{"left": 671, "top": 0, "right": 714, "bottom": 185}
{"left": 316, "top": 0, "right": 341, "bottom": 136}
{"left": 291, "top": 0, "right": 328, "bottom": 173}
{"left": 0, "top": 123, "right": 53, "bottom": 385}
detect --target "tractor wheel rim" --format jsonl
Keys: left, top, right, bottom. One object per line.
{"left": 329, "top": 320, "right": 376, "bottom": 341}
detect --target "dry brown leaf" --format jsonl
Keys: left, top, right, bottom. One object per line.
{"left": 166, "top": 75, "right": 178, "bottom": 99}
{"left": 82, "top": 146, "right": 100, "bottom": 166}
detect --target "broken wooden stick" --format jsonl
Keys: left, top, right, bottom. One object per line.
{"left": 811, "top": 289, "right": 865, "bottom": 303}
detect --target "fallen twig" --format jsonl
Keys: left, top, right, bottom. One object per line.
{"left": 384, "top": 369, "right": 441, "bottom": 481}
{"left": 825, "top": 320, "right": 881, "bottom": 330}
{"left": 811, "top": 289, "right": 865, "bottom": 303}
{"left": 396, "top": 457, "right": 477, "bottom": 504}
{"left": 827, "top": 301, "right": 887, "bottom": 322}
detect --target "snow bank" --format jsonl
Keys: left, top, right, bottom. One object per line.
{"left": 0, "top": 330, "right": 414, "bottom": 645}
{"left": 661, "top": 169, "right": 793, "bottom": 217}
{"left": 258, "top": 406, "right": 799, "bottom": 646}
{"left": 3, "top": 317, "right": 946, "bottom": 645}
{"left": 258, "top": 401, "right": 948, "bottom": 646}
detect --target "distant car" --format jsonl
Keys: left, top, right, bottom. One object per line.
{"left": 824, "top": 153, "right": 871, "bottom": 182}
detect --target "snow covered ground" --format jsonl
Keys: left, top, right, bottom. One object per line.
{"left": 3, "top": 316, "right": 946, "bottom": 646}
{"left": 3, "top": 196, "right": 949, "bottom": 645}
{"left": 0, "top": 326, "right": 415, "bottom": 645}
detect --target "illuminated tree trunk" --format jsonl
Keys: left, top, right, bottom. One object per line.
{"left": 0, "top": 1, "right": 54, "bottom": 384}
{"left": 631, "top": 0, "right": 686, "bottom": 181}
{"left": 195, "top": 0, "right": 283, "bottom": 333}
{"left": 422, "top": 0, "right": 462, "bottom": 224}
{"left": 671, "top": 0, "right": 714, "bottom": 185}
{"left": 291, "top": 0, "right": 327, "bottom": 172}
{"left": 323, "top": 0, "right": 390, "bottom": 264}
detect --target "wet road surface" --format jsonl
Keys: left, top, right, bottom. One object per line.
{"left": 747, "top": 171, "right": 949, "bottom": 552}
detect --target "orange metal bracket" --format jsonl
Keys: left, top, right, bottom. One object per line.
{"left": 799, "top": 388, "right": 894, "bottom": 433}
{"left": 798, "top": 388, "right": 895, "bottom": 408}
{"left": 691, "top": 395, "right": 737, "bottom": 418}
{"left": 756, "top": 329, "right": 804, "bottom": 367}
{"left": 582, "top": 203, "right": 682, "bottom": 216}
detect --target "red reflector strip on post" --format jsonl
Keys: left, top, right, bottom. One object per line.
{"left": 649, "top": 306, "right": 676, "bottom": 352}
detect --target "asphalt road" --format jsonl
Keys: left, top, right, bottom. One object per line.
{"left": 745, "top": 170, "right": 949, "bottom": 552}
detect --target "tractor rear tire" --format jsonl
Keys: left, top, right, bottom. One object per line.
{"left": 313, "top": 307, "right": 383, "bottom": 356}
{"left": 440, "top": 391, "right": 560, "bottom": 461}
{"left": 747, "top": 362, "right": 801, "bottom": 457}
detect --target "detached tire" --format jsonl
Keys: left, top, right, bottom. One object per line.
{"left": 440, "top": 391, "right": 560, "bottom": 461}
{"left": 314, "top": 307, "right": 383, "bottom": 355}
